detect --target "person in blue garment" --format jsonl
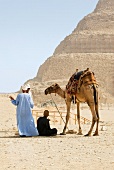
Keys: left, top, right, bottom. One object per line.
{"left": 9, "top": 85, "right": 39, "bottom": 137}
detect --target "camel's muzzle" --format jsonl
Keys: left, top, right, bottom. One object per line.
{"left": 44, "top": 90, "right": 48, "bottom": 95}
{"left": 44, "top": 89, "right": 50, "bottom": 95}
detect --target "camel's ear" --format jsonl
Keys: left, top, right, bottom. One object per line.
{"left": 55, "top": 83, "right": 59, "bottom": 88}
{"left": 54, "top": 83, "right": 57, "bottom": 86}
{"left": 87, "top": 68, "right": 89, "bottom": 71}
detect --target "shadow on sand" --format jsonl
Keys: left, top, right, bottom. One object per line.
{"left": 0, "top": 131, "right": 83, "bottom": 139}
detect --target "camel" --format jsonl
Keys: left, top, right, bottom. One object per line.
{"left": 45, "top": 68, "right": 99, "bottom": 136}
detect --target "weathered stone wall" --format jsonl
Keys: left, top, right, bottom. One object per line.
{"left": 53, "top": 34, "right": 114, "bottom": 54}
{"left": 53, "top": 2, "right": 114, "bottom": 54}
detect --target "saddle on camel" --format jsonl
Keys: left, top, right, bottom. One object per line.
{"left": 66, "top": 68, "right": 97, "bottom": 102}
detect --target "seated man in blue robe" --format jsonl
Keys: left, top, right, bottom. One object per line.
{"left": 9, "top": 85, "right": 38, "bottom": 137}
{"left": 37, "top": 110, "right": 57, "bottom": 136}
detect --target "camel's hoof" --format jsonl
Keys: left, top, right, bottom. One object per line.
{"left": 66, "top": 130, "right": 77, "bottom": 134}
{"left": 93, "top": 133, "right": 99, "bottom": 136}
{"left": 77, "top": 132, "right": 83, "bottom": 135}
{"left": 60, "top": 132, "right": 66, "bottom": 135}
{"left": 84, "top": 134, "right": 91, "bottom": 137}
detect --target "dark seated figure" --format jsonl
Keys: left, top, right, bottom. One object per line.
{"left": 37, "top": 110, "right": 57, "bottom": 136}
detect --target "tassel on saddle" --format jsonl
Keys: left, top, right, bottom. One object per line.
{"left": 71, "top": 95, "right": 76, "bottom": 104}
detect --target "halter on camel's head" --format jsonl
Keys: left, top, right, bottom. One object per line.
{"left": 78, "top": 68, "right": 98, "bottom": 87}
{"left": 45, "top": 83, "right": 60, "bottom": 95}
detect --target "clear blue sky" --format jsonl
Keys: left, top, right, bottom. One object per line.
{"left": 0, "top": 0, "right": 99, "bottom": 93}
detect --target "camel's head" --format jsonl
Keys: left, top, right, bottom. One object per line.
{"left": 44, "top": 83, "right": 60, "bottom": 95}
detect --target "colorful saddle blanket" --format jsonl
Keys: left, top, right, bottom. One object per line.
{"left": 66, "top": 71, "right": 83, "bottom": 95}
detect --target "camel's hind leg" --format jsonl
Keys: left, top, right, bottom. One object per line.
{"left": 93, "top": 103, "right": 99, "bottom": 136}
{"left": 85, "top": 103, "right": 98, "bottom": 136}
{"left": 77, "top": 102, "right": 83, "bottom": 135}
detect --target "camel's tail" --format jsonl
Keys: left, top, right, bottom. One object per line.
{"left": 93, "top": 84, "right": 98, "bottom": 105}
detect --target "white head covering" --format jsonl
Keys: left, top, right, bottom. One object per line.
{"left": 21, "top": 85, "right": 28, "bottom": 91}
{"left": 26, "top": 84, "right": 30, "bottom": 89}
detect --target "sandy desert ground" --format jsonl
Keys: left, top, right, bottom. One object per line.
{"left": 0, "top": 94, "right": 114, "bottom": 170}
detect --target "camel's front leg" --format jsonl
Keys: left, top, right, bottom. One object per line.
{"left": 61, "top": 100, "right": 71, "bottom": 135}
{"left": 77, "top": 102, "right": 83, "bottom": 135}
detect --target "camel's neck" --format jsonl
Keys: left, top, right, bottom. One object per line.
{"left": 56, "top": 87, "right": 65, "bottom": 99}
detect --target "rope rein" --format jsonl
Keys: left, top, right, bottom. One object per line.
{"left": 50, "top": 93, "right": 69, "bottom": 130}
